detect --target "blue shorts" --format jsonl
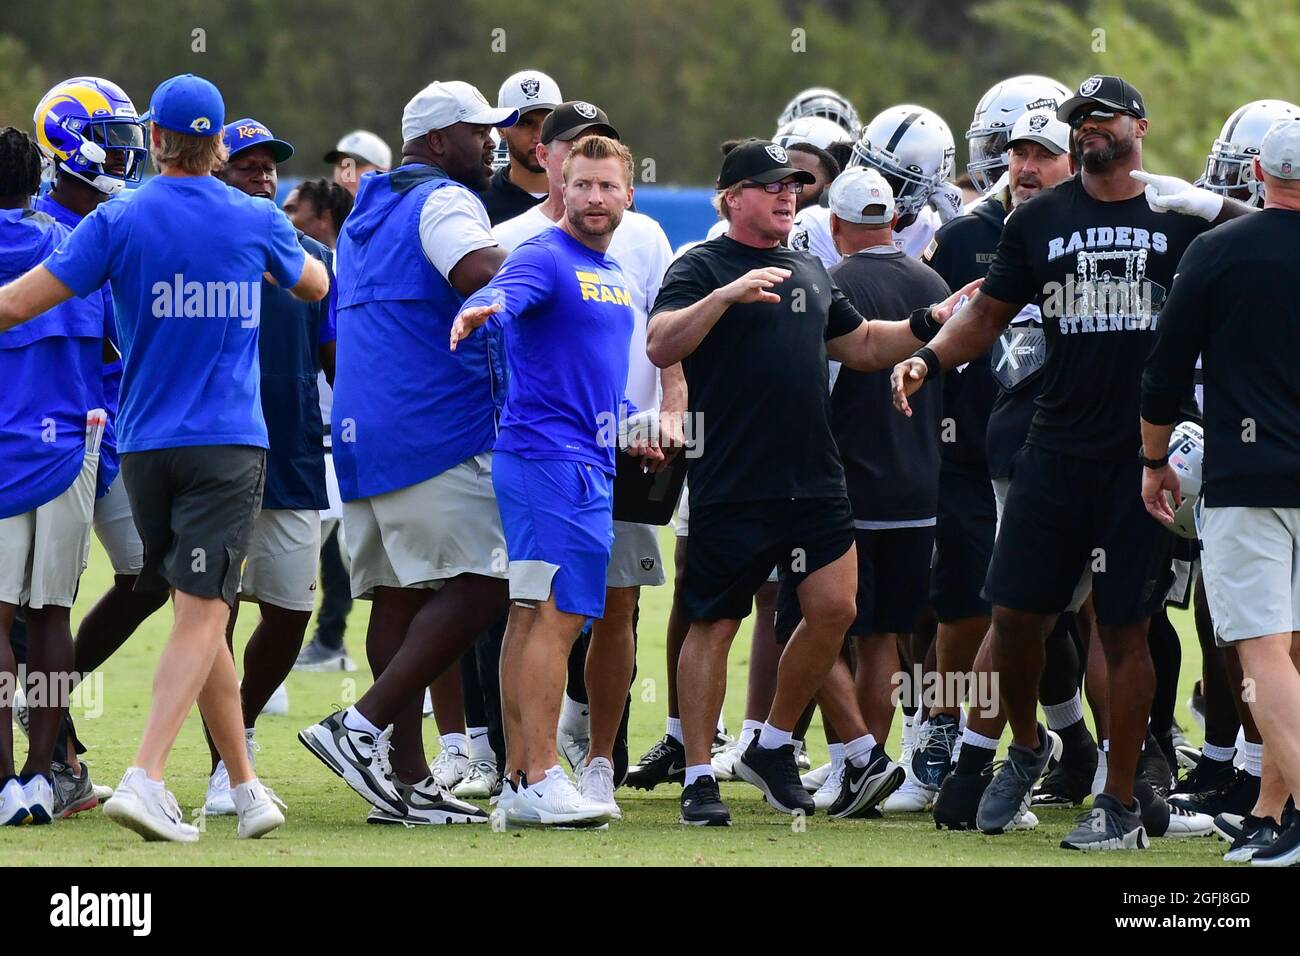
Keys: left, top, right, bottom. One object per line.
{"left": 493, "top": 451, "right": 614, "bottom": 619}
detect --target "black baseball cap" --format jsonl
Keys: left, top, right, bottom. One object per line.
{"left": 1057, "top": 75, "right": 1146, "bottom": 124}
{"left": 717, "top": 138, "right": 817, "bottom": 189}
{"left": 540, "top": 101, "right": 619, "bottom": 145}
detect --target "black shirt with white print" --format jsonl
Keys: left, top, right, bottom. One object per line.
{"left": 980, "top": 175, "right": 1211, "bottom": 461}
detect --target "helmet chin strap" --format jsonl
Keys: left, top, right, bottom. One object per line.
{"left": 59, "top": 161, "right": 124, "bottom": 196}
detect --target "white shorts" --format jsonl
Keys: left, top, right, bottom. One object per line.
{"left": 992, "top": 476, "right": 1091, "bottom": 614}
{"left": 240, "top": 508, "right": 323, "bottom": 612}
{"left": 343, "top": 452, "right": 508, "bottom": 600}
{"left": 93, "top": 473, "right": 143, "bottom": 575}
{"left": 1200, "top": 505, "right": 1300, "bottom": 644}
{"left": 321, "top": 450, "right": 344, "bottom": 522}
{"left": 0, "top": 450, "right": 97, "bottom": 609}
{"left": 607, "top": 520, "right": 666, "bottom": 588}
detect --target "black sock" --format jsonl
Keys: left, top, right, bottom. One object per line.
{"left": 956, "top": 742, "right": 995, "bottom": 775}
{"left": 1056, "top": 718, "right": 1092, "bottom": 753}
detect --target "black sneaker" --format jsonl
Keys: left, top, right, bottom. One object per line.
{"left": 1223, "top": 814, "right": 1281, "bottom": 863}
{"left": 625, "top": 735, "right": 686, "bottom": 791}
{"left": 1170, "top": 766, "right": 1259, "bottom": 818}
{"left": 680, "top": 775, "right": 730, "bottom": 826}
{"left": 1138, "top": 731, "right": 1174, "bottom": 796}
{"left": 934, "top": 771, "right": 986, "bottom": 830}
{"left": 1214, "top": 812, "right": 1247, "bottom": 843}
{"left": 1032, "top": 735, "right": 1099, "bottom": 807}
{"left": 736, "top": 738, "right": 815, "bottom": 815}
{"left": 1250, "top": 814, "right": 1300, "bottom": 867}
{"left": 830, "top": 745, "right": 904, "bottom": 819}
{"left": 1172, "top": 753, "right": 1233, "bottom": 796}
{"left": 911, "top": 714, "right": 960, "bottom": 791}
{"left": 976, "top": 722, "right": 1053, "bottom": 834}
{"left": 1061, "top": 793, "right": 1149, "bottom": 851}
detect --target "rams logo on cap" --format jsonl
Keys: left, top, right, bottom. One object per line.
{"left": 237, "top": 124, "right": 270, "bottom": 139}
{"left": 765, "top": 143, "right": 789, "bottom": 164}
{"left": 574, "top": 101, "right": 599, "bottom": 119}
{"left": 190, "top": 117, "right": 212, "bottom": 133}
{"left": 1080, "top": 76, "right": 1103, "bottom": 97}
{"left": 521, "top": 78, "right": 541, "bottom": 98}
{"left": 1029, "top": 114, "right": 1049, "bottom": 131}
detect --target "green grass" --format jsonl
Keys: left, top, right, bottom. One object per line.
{"left": 8, "top": 529, "right": 1227, "bottom": 866}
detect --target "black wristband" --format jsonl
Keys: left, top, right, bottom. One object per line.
{"left": 913, "top": 346, "right": 942, "bottom": 382}
{"left": 908, "top": 306, "right": 941, "bottom": 342}
{"left": 1140, "top": 452, "right": 1169, "bottom": 469}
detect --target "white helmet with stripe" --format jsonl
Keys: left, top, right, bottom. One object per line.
{"left": 848, "top": 105, "right": 954, "bottom": 217}
{"left": 965, "top": 75, "right": 1071, "bottom": 194}
{"left": 1203, "top": 99, "right": 1300, "bottom": 206}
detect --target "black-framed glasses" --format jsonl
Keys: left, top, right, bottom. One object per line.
{"left": 1068, "top": 108, "right": 1121, "bottom": 129}
{"left": 741, "top": 179, "right": 804, "bottom": 194}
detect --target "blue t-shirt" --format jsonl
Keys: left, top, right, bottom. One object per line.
{"left": 35, "top": 193, "right": 121, "bottom": 497}
{"left": 462, "top": 226, "right": 634, "bottom": 475}
{"left": 43, "top": 175, "right": 308, "bottom": 453}
{"left": 0, "top": 208, "right": 104, "bottom": 519}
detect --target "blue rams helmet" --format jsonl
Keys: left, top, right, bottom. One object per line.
{"left": 33, "top": 76, "right": 147, "bottom": 195}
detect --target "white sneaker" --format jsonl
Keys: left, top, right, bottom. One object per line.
{"left": 260, "top": 683, "right": 289, "bottom": 717}
{"left": 232, "top": 778, "right": 286, "bottom": 839}
{"left": 104, "top": 768, "right": 200, "bottom": 843}
{"left": 298, "top": 711, "right": 405, "bottom": 816}
{"left": 506, "top": 765, "right": 610, "bottom": 827}
{"left": 20, "top": 774, "right": 54, "bottom": 825}
{"left": 1090, "top": 748, "right": 1109, "bottom": 798}
{"left": 812, "top": 764, "right": 845, "bottom": 812}
{"left": 793, "top": 739, "right": 811, "bottom": 772}
{"left": 710, "top": 738, "right": 747, "bottom": 782}
{"left": 204, "top": 761, "right": 236, "bottom": 816}
{"left": 577, "top": 757, "right": 621, "bottom": 820}
{"left": 422, "top": 689, "right": 433, "bottom": 717}
{"left": 14, "top": 686, "right": 29, "bottom": 739}
{"left": 802, "top": 761, "right": 833, "bottom": 793}
{"left": 430, "top": 744, "right": 469, "bottom": 790}
{"left": 368, "top": 776, "right": 488, "bottom": 825}
{"left": 1159, "top": 803, "right": 1215, "bottom": 838}
{"left": 557, "top": 725, "right": 591, "bottom": 772}
{"left": 1009, "top": 807, "right": 1040, "bottom": 830}
{"left": 453, "top": 758, "right": 500, "bottom": 799}
{"left": 1, "top": 777, "right": 30, "bottom": 826}
{"left": 882, "top": 774, "right": 933, "bottom": 812}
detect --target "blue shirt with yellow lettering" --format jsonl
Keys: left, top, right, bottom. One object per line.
{"left": 462, "top": 225, "right": 634, "bottom": 475}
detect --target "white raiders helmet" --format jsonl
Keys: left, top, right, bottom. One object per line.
{"left": 849, "top": 105, "right": 955, "bottom": 217}
{"left": 1203, "top": 99, "right": 1300, "bottom": 206}
{"left": 966, "top": 75, "right": 1071, "bottom": 194}
{"left": 1163, "top": 421, "right": 1204, "bottom": 540}
{"left": 773, "top": 115, "right": 854, "bottom": 152}
{"left": 777, "top": 87, "right": 861, "bottom": 138}
{"left": 490, "top": 127, "right": 509, "bottom": 172}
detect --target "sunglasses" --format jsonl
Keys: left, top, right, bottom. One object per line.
{"left": 1068, "top": 108, "right": 1125, "bottom": 129}
{"left": 741, "top": 180, "right": 804, "bottom": 194}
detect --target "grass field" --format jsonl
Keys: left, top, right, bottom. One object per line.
{"left": 7, "top": 528, "right": 1229, "bottom": 866}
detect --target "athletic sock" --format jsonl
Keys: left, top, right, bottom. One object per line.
{"left": 1053, "top": 717, "right": 1091, "bottom": 753}
{"left": 1042, "top": 692, "right": 1084, "bottom": 730}
{"left": 558, "top": 695, "right": 590, "bottom": 735}
{"left": 684, "top": 764, "right": 713, "bottom": 787}
{"left": 956, "top": 729, "right": 998, "bottom": 775}
{"left": 1201, "top": 741, "right": 1235, "bottom": 764}
{"left": 827, "top": 742, "right": 846, "bottom": 771}
{"left": 741, "top": 718, "right": 763, "bottom": 740}
{"left": 843, "top": 733, "right": 877, "bottom": 768}
{"left": 716, "top": 712, "right": 729, "bottom": 735}
{"left": 1243, "top": 741, "right": 1264, "bottom": 778}
{"left": 757, "top": 723, "right": 793, "bottom": 751}
{"left": 343, "top": 706, "right": 381, "bottom": 736}
{"left": 440, "top": 732, "right": 468, "bottom": 754}
{"left": 468, "top": 727, "right": 492, "bottom": 762}
{"left": 666, "top": 716, "right": 683, "bottom": 744}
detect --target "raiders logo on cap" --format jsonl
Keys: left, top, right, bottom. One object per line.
{"left": 1025, "top": 97, "right": 1059, "bottom": 111}
{"left": 520, "top": 77, "right": 541, "bottom": 98}
{"left": 1029, "top": 114, "right": 1049, "bottom": 131}
{"left": 1285, "top": 161, "right": 1294, "bottom": 175}
{"left": 573, "top": 101, "right": 599, "bottom": 119}
{"left": 765, "top": 143, "right": 789, "bottom": 164}
{"left": 1079, "top": 76, "right": 1103, "bottom": 96}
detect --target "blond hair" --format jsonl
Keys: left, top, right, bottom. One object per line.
{"left": 561, "top": 134, "right": 634, "bottom": 187}
{"left": 151, "top": 127, "right": 229, "bottom": 175}
{"left": 711, "top": 183, "right": 742, "bottom": 221}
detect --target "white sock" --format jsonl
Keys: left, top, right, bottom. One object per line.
{"left": 1243, "top": 741, "right": 1264, "bottom": 778}
{"left": 440, "top": 732, "right": 468, "bottom": 755}
{"left": 559, "top": 695, "right": 590, "bottom": 734}
{"left": 468, "top": 727, "right": 493, "bottom": 762}
{"left": 684, "top": 764, "right": 713, "bottom": 787}
{"left": 666, "top": 716, "right": 683, "bottom": 744}
{"left": 1201, "top": 741, "right": 1235, "bottom": 764}
{"left": 902, "top": 714, "right": 916, "bottom": 748}
{"left": 717, "top": 712, "right": 728, "bottom": 735}
{"left": 1042, "top": 693, "right": 1084, "bottom": 730}
{"left": 843, "top": 733, "right": 877, "bottom": 768}
{"left": 962, "top": 728, "right": 1000, "bottom": 752}
{"left": 244, "top": 727, "right": 256, "bottom": 742}
{"left": 1101, "top": 738, "right": 1110, "bottom": 754}
{"left": 757, "top": 723, "right": 793, "bottom": 751}
{"left": 133, "top": 769, "right": 164, "bottom": 795}
{"left": 741, "top": 719, "right": 763, "bottom": 739}
{"left": 343, "top": 706, "right": 381, "bottom": 736}
{"left": 827, "top": 742, "right": 846, "bottom": 771}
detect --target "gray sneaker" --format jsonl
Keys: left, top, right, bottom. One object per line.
{"left": 976, "top": 723, "right": 1053, "bottom": 834}
{"left": 51, "top": 761, "right": 99, "bottom": 819}
{"left": 1061, "top": 793, "right": 1149, "bottom": 851}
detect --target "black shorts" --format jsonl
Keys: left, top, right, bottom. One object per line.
{"left": 680, "top": 496, "right": 854, "bottom": 623}
{"left": 775, "top": 525, "right": 934, "bottom": 642}
{"left": 982, "top": 445, "right": 1174, "bottom": 627}
{"left": 121, "top": 445, "right": 266, "bottom": 607}
{"left": 930, "top": 462, "right": 996, "bottom": 623}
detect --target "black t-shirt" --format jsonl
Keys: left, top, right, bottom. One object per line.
{"left": 981, "top": 175, "right": 1212, "bottom": 461}
{"left": 651, "top": 234, "right": 863, "bottom": 508}
{"left": 479, "top": 166, "right": 545, "bottom": 226}
{"left": 830, "top": 249, "right": 951, "bottom": 521}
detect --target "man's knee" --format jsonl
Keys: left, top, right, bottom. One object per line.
{"left": 992, "top": 605, "right": 1051, "bottom": 643}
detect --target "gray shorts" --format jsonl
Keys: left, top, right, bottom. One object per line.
{"left": 240, "top": 508, "right": 322, "bottom": 611}
{"left": 120, "top": 445, "right": 266, "bottom": 607}
{"left": 607, "top": 520, "right": 666, "bottom": 588}
{"left": 0, "top": 449, "right": 97, "bottom": 608}
{"left": 343, "top": 452, "right": 508, "bottom": 600}
{"left": 94, "top": 473, "right": 143, "bottom": 575}
{"left": 1200, "top": 505, "right": 1300, "bottom": 644}
{"left": 992, "top": 476, "right": 1091, "bottom": 614}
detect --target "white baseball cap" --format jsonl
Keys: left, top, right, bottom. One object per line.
{"left": 828, "top": 167, "right": 896, "bottom": 225}
{"left": 1260, "top": 118, "right": 1300, "bottom": 180}
{"left": 401, "top": 80, "right": 518, "bottom": 143}
{"left": 323, "top": 130, "right": 392, "bottom": 169}
{"left": 497, "top": 70, "right": 562, "bottom": 114}
{"left": 1007, "top": 109, "right": 1070, "bottom": 156}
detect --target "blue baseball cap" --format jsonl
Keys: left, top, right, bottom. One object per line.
{"left": 223, "top": 118, "right": 294, "bottom": 162}
{"left": 142, "top": 74, "right": 224, "bottom": 136}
